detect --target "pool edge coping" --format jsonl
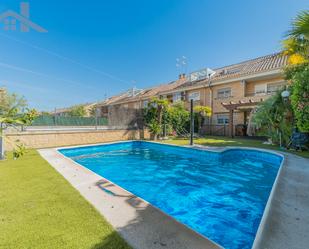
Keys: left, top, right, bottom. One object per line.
{"left": 148, "top": 141, "right": 286, "bottom": 249}
{"left": 55, "top": 144, "right": 223, "bottom": 248}
{"left": 52, "top": 140, "right": 286, "bottom": 249}
{"left": 39, "top": 142, "right": 223, "bottom": 249}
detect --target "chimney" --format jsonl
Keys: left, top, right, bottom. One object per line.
{"left": 20, "top": 2, "right": 30, "bottom": 32}
{"left": 178, "top": 73, "right": 186, "bottom": 80}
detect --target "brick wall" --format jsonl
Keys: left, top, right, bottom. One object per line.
{"left": 4, "top": 129, "right": 150, "bottom": 151}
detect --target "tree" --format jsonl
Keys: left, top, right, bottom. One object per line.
{"left": 282, "top": 10, "right": 309, "bottom": 64}
{"left": 40, "top": 111, "right": 52, "bottom": 116}
{"left": 252, "top": 90, "right": 293, "bottom": 146}
{"left": 193, "top": 105, "right": 212, "bottom": 132}
{"left": 168, "top": 101, "right": 190, "bottom": 135}
{"left": 68, "top": 105, "right": 86, "bottom": 117}
{"left": 287, "top": 10, "right": 309, "bottom": 40}
{"left": 0, "top": 92, "right": 38, "bottom": 159}
{"left": 282, "top": 11, "right": 309, "bottom": 132}
{"left": 89, "top": 105, "right": 98, "bottom": 117}
{"left": 143, "top": 97, "right": 169, "bottom": 140}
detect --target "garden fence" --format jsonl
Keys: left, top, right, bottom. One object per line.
{"left": 199, "top": 124, "right": 231, "bottom": 136}
{"left": 30, "top": 115, "right": 108, "bottom": 126}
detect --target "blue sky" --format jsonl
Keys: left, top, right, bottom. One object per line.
{"left": 0, "top": 0, "right": 308, "bottom": 111}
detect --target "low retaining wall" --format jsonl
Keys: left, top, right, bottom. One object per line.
{"left": 4, "top": 129, "right": 150, "bottom": 150}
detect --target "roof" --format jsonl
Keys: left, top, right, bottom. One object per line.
{"left": 99, "top": 78, "right": 186, "bottom": 106}
{"left": 91, "top": 53, "right": 288, "bottom": 108}
{"left": 52, "top": 102, "right": 96, "bottom": 114}
{"left": 174, "top": 53, "right": 288, "bottom": 90}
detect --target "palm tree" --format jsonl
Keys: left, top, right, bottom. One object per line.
{"left": 283, "top": 10, "right": 309, "bottom": 64}
{"left": 287, "top": 10, "right": 309, "bottom": 39}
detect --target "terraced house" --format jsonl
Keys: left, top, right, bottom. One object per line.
{"left": 98, "top": 53, "right": 288, "bottom": 137}
{"left": 97, "top": 75, "right": 187, "bottom": 127}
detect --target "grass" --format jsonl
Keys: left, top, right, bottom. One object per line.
{"left": 161, "top": 136, "right": 309, "bottom": 158}
{"left": 0, "top": 150, "right": 131, "bottom": 249}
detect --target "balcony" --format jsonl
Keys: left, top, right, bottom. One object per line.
{"left": 245, "top": 90, "right": 277, "bottom": 97}
{"left": 215, "top": 95, "right": 234, "bottom": 100}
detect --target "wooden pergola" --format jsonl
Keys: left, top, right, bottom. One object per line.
{"left": 221, "top": 98, "right": 263, "bottom": 138}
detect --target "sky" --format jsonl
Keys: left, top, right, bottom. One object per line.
{"left": 0, "top": 0, "right": 308, "bottom": 111}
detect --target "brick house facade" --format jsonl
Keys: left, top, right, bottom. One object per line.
{"left": 98, "top": 53, "right": 288, "bottom": 136}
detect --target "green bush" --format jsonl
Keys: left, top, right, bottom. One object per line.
{"left": 285, "top": 63, "right": 309, "bottom": 132}
{"left": 168, "top": 102, "right": 190, "bottom": 135}
{"left": 253, "top": 91, "right": 293, "bottom": 145}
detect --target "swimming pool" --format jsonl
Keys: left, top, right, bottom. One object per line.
{"left": 59, "top": 141, "right": 283, "bottom": 249}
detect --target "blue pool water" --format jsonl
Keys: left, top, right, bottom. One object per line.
{"left": 59, "top": 141, "right": 282, "bottom": 249}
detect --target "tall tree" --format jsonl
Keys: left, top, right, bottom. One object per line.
{"left": 282, "top": 11, "right": 309, "bottom": 132}
{"left": 283, "top": 10, "right": 309, "bottom": 64}
{"left": 253, "top": 91, "right": 293, "bottom": 145}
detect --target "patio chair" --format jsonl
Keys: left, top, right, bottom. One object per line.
{"left": 287, "top": 129, "right": 309, "bottom": 151}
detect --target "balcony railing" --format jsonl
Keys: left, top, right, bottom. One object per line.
{"left": 215, "top": 95, "right": 234, "bottom": 100}
{"left": 245, "top": 91, "right": 277, "bottom": 97}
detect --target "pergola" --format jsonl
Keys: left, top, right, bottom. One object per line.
{"left": 221, "top": 98, "right": 263, "bottom": 138}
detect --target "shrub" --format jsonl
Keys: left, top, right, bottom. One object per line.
{"left": 168, "top": 102, "right": 190, "bottom": 135}
{"left": 253, "top": 91, "right": 293, "bottom": 145}
{"left": 285, "top": 63, "right": 309, "bottom": 132}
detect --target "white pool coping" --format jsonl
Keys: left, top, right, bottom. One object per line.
{"left": 39, "top": 140, "right": 309, "bottom": 249}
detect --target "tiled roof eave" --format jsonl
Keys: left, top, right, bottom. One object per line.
{"left": 166, "top": 68, "right": 284, "bottom": 93}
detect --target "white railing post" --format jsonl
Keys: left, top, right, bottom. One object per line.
{"left": 0, "top": 136, "right": 4, "bottom": 159}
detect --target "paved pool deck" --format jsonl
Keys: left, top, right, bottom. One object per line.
{"left": 39, "top": 142, "right": 309, "bottom": 249}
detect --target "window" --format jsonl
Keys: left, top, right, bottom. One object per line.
{"left": 217, "top": 114, "right": 229, "bottom": 124}
{"left": 267, "top": 82, "right": 285, "bottom": 94}
{"left": 143, "top": 100, "right": 148, "bottom": 108}
{"left": 133, "top": 102, "right": 140, "bottom": 109}
{"left": 188, "top": 91, "right": 200, "bottom": 101}
{"left": 217, "top": 88, "right": 231, "bottom": 99}
{"left": 254, "top": 84, "right": 266, "bottom": 95}
{"left": 173, "top": 92, "right": 182, "bottom": 102}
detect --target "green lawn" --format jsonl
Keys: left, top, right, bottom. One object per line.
{"left": 0, "top": 150, "right": 131, "bottom": 249}
{"left": 161, "top": 136, "right": 309, "bottom": 158}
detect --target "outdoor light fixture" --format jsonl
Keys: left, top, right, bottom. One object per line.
{"left": 281, "top": 90, "right": 290, "bottom": 101}
{"left": 281, "top": 89, "right": 290, "bottom": 99}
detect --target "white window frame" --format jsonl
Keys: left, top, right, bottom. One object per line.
{"left": 254, "top": 84, "right": 267, "bottom": 95}
{"left": 217, "top": 88, "right": 231, "bottom": 99}
{"left": 143, "top": 100, "right": 149, "bottom": 108}
{"left": 173, "top": 92, "right": 182, "bottom": 102}
{"left": 133, "top": 102, "right": 140, "bottom": 109}
{"left": 217, "top": 114, "right": 229, "bottom": 124}
{"left": 188, "top": 91, "right": 200, "bottom": 101}
{"left": 267, "top": 82, "right": 286, "bottom": 94}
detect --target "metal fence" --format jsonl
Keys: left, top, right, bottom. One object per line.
{"left": 31, "top": 115, "right": 108, "bottom": 126}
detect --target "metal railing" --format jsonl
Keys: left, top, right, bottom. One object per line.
{"left": 245, "top": 91, "right": 277, "bottom": 97}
